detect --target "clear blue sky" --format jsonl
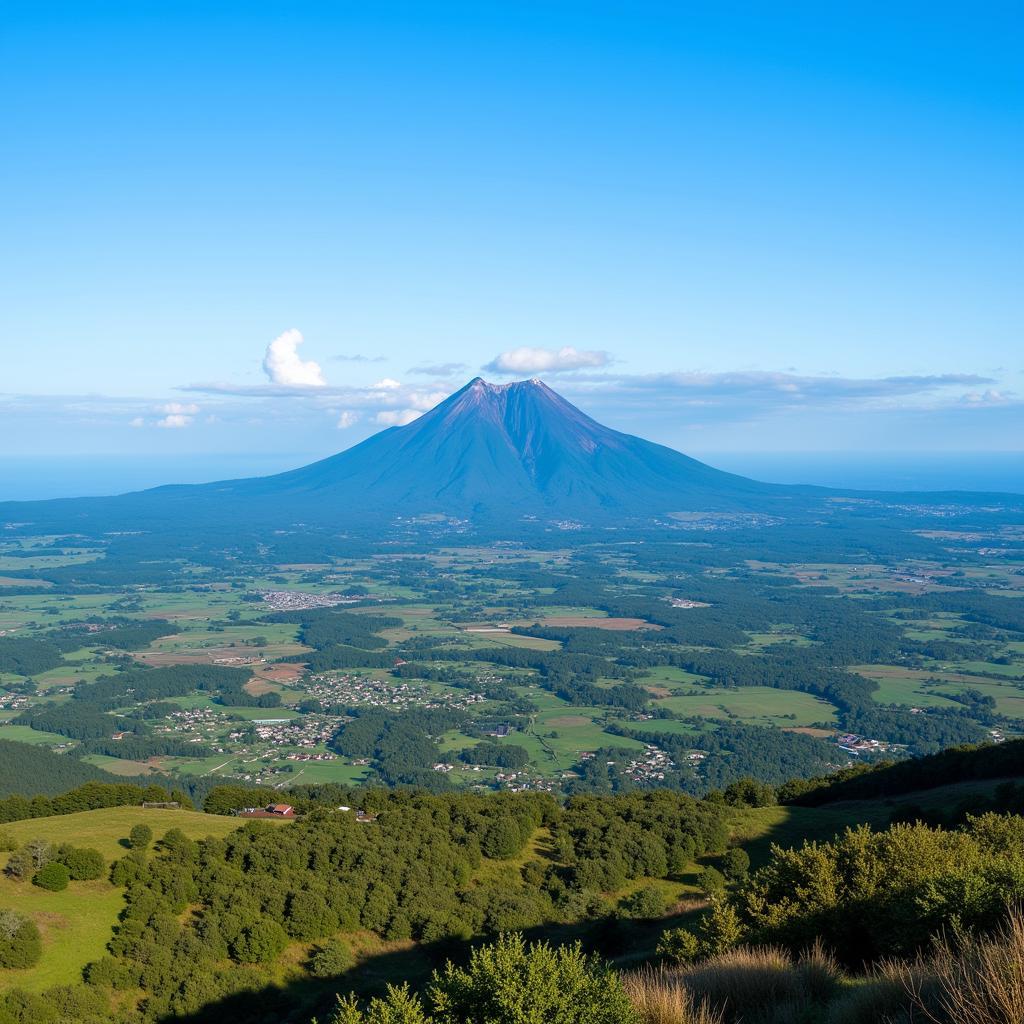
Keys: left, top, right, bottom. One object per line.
{"left": 1, "top": 0, "right": 1021, "bottom": 462}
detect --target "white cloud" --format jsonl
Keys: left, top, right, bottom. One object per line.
{"left": 375, "top": 409, "right": 421, "bottom": 426}
{"left": 373, "top": 378, "right": 402, "bottom": 390}
{"left": 484, "top": 346, "right": 610, "bottom": 375}
{"left": 962, "top": 389, "right": 1013, "bottom": 407}
{"left": 157, "top": 413, "right": 192, "bottom": 429}
{"left": 129, "top": 416, "right": 145, "bottom": 428}
{"left": 336, "top": 410, "right": 360, "bottom": 429}
{"left": 262, "top": 329, "right": 326, "bottom": 387}
{"left": 154, "top": 401, "right": 199, "bottom": 428}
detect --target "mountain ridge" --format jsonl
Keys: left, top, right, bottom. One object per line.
{"left": 1, "top": 378, "right": 1019, "bottom": 532}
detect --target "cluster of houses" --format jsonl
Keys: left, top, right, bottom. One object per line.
{"left": 836, "top": 733, "right": 903, "bottom": 755}
{"left": 305, "top": 672, "right": 486, "bottom": 713}
{"left": 258, "top": 590, "right": 366, "bottom": 612}
{"left": 620, "top": 745, "right": 676, "bottom": 783}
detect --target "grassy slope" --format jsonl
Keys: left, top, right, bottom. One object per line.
{"left": 0, "top": 807, "right": 288, "bottom": 992}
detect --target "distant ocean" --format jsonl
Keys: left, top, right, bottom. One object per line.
{"left": 0, "top": 451, "right": 1020, "bottom": 502}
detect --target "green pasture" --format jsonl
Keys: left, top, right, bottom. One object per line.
{"left": 656, "top": 687, "right": 837, "bottom": 727}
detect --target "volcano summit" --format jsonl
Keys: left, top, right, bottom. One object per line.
{"left": 8, "top": 378, "right": 1012, "bottom": 534}
{"left": 199, "top": 377, "right": 784, "bottom": 520}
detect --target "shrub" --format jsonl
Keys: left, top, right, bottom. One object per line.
{"left": 0, "top": 909, "right": 42, "bottom": 968}
{"left": 696, "top": 866, "right": 726, "bottom": 898}
{"left": 622, "top": 886, "right": 667, "bottom": 920}
{"left": 59, "top": 846, "right": 105, "bottom": 881}
{"left": 231, "top": 919, "right": 288, "bottom": 963}
{"left": 128, "top": 824, "right": 153, "bottom": 850}
{"left": 310, "top": 937, "right": 353, "bottom": 978}
{"left": 720, "top": 849, "right": 749, "bottom": 883}
{"left": 335, "top": 934, "right": 639, "bottom": 1023}
{"left": 698, "top": 899, "right": 743, "bottom": 957}
{"left": 33, "top": 861, "right": 70, "bottom": 891}
{"left": 657, "top": 927, "right": 701, "bottom": 965}
{"left": 428, "top": 933, "right": 639, "bottom": 1023}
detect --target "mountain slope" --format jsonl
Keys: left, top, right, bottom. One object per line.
{"left": 4, "top": 378, "right": 1015, "bottom": 534}
{"left": 205, "top": 377, "right": 793, "bottom": 518}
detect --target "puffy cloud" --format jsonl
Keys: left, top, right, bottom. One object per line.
{"left": 336, "top": 410, "right": 360, "bottom": 429}
{"left": 262, "top": 329, "right": 326, "bottom": 387}
{"left": 372, "top": 378, "right": 402, "bottom": 390}
{"left": 157, "top": 414, "right": 192, "bottom": 429}
{"left": 484, "top": 346, "right": 610, "bottom": 375}
{"left": 129, "top": 416, "right": 145, "bottom": 428}
{"left": 155, "top": 401, "right": 199, "bottom": 428}
{"left": 375, "top": 409, "right": 421, "bottom": 426}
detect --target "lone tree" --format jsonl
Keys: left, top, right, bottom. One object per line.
{"left": 128, "top": 824, "right": 153, "bottom": 850}
{"left": 0, "top": 910, "right": 42, "bottom": 968}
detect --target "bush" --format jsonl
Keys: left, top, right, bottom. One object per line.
{"left": 696, "top": 866, "right": 726, "bottom": 898}
{"left": 428, "top": 933, "right": 639, "bottom": 1023}
{"left": 59, "top": 846, "right": 105, "bottom": 881}
{"left": 33, "top": 861, "right": 70, "bottom": 891}
{"left": 231, "top": 919, "right": 288, "bottom": 964}
{"left": 720, "top": 849, "right": 749, "bottom": 883}
{"left": 334, "top": 934, "right": 640, "bottom": 1023}
{"left": 657, "top": 927, "right": 700, "bottom": 964}
{"left": 128, "top": 824, "right": 153, "bottom": 850}
{"left": 621, "top": 885, "right": 667, "bottom": 920}
{"left": 310, "top": 937, "right": 353, "bottom": 978}
{"left": 0, "top": 909, "right": 42, "bottom": 968}
{"left": 698, "top": 899, "right": 743, "bottom": 957}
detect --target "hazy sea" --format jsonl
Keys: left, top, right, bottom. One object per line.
{"left": 0, "top": 452, "right": 1020, "bottom": 502}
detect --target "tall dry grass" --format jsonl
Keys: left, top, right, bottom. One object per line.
{"left": 894, "top": 907, "right": 1024, "bottom": 1024}
{"left": 622, "top": 967, "right": 724, "bottom": 1024}
{"left": 623, "top": 911, "right": 1024, "bottom": 1024}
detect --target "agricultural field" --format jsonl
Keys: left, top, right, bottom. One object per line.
{"left": 0, "top": 528, "right": 1022, "bottom": 801}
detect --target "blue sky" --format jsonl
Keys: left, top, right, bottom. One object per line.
{"left": 1, "top": 0, "right": 1021, "bottom": 462}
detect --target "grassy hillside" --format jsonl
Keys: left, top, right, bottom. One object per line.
{"left": 0, "top": 806, "right": 289, "bottom": 992}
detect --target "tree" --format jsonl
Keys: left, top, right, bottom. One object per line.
{"left": 696, "top": 866, "right": 726, "bottom": 898}
{"left": 333, "top": 984, "right": 431, "bottom": 1024}
{"left": 428, "top": 933, "right": 639, "bottom": 1023}
{"left": 656, "top": 927, "right": 700, "bottom": 964}
{"left": 699, "top": 898, "right": 743, "bottom": 957}
{"left": 58, "top": 846, "right": 105, "bottom": 881}
{"left": 25, "top": 838, "right": 52, "bottom": 870}
{"left": 620, "top": 885, "right": 665, "bottom": 920}
{"left": 720, "top": 848, "right": 750, "bottom": 883}
{"left": 723, "top": 777, "right": 776, "bottom": 808}
{"left": 0, "top": 909, "right": 41, "bottom": 968}
{"left": 310, "top": 937, "right": 353, "bottom": 978}
{"left": 33, "top": 861, "right": 70, "bottom": 891}
{"left": 129, "top": 824, "right": 153, "bottom": 850}
{"left": 231, "top": 919, "right": 288, "bottom": 963}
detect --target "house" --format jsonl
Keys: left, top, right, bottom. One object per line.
{"left": 237, "top": 803, "right": 296, "bottom": 819}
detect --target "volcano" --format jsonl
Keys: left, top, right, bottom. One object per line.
{"left": 200, "top": 377, "right": 788, "bottom": 519}
{"left": 4, "top": 378, "right": 1017, "bottom": 534}
{"left": 4, "top": 378, "right": 821, "bottom": 531}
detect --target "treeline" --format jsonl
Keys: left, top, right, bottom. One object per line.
{"left": 0, "top": 739, "right": 119, "bottom": 799}
{"left": 0, "top": 637, "right": 64, "bottom": 676}
{"left": 268, "top": 608, "right": 402, "bottom": 671}
{"left": 604, "top": 723, "right": 839, "bottom": 794}
{"left": 72, "top": 788, "right": 727, "bottom": 1022}
{"left": 42, "top": 617, "right": 181, "bottom": 652}
{"left": 329, "top": 708, "right": 465, "bottom": 787}
{"left": 782, "top": 738, "right": 1024, "bottom": 807}
{"left": 0, "top": 779, "right": 190, "bottom": 824}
